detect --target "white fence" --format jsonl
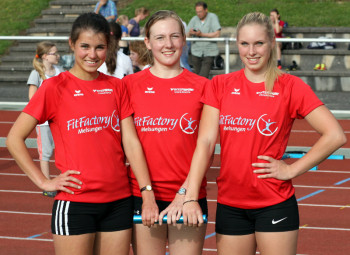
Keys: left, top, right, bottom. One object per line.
{"left": 1, "top": 36, "right": 350, "bottom": 74}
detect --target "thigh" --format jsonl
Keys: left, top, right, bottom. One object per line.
{"left": 53, "top": 233, "right": 95, "bottom": 255}
{"left": 198, "top": 56, "right": 214, "bottom": 78}
{"left": 216, "top": 233, "right": 256, "bottom": 255}
{"left": 168, "top": 223, "right": 206, "bottom": 255}
{"left": 132, "top": 224, "right": 168, "bottom": 255}
{"left": 256, "top": 230, "right": 298, "bottom": 255}
{"left": 94, "top": 229, "right": 132, "bottom": 255}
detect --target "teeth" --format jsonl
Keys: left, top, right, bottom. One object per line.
{"left": 87, "top": 61, "right": 97, "bottom": 64}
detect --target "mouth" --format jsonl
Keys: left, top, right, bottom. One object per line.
{"left": 85, "top": 60, "right": 100, "bottom": 65}
{"left": 162, "top": 51, "right": 175, "bottom": 56}
{"left": 247, "top": 57, "right": 259, "bottom": 64}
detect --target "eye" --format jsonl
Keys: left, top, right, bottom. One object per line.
{"left": 256, "top": 41, "right": 264, "bottom": 46}
{"left": 240, "top": 42, "right": 248, "bottom": 46}
{"left": 155, "top": 36, "right": 164, "bottom": 41}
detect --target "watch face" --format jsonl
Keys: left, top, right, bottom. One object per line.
{"left": 146, "top": 185, "right": 152, "bottom": 191}
{"left": 178, "top": 187, "right": 186, "bottom": 195}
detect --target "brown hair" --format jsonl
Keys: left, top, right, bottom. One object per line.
{"left": 33, "top": 41, "right": 56, "bottom": 80}
{"left": 106, "top": 22, "right": 123, "bottom": 74}
{"left": 236, "top": 12, "right": 282, "bottom": 92}
{"left": 135, "top": 7, "right": 149, "bottom": 17}
{"left": 144, "top": 10, "right": 185, "bottom": 40}
{"left": 129, "top": 40, "right": 153, "bottom": 66}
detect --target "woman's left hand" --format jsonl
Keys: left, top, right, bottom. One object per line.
{"left": 158, "top": 193, "right": 185, "bottom": 226}
{"left": 252, "top": 155, "right": 294, "bottom": 180}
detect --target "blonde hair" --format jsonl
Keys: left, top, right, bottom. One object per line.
{"left": 117, "top": 15, "right": 128, "bottom": 25}
{"left": 236, "top": 12, "right": 282, "bottom": 92}
{"left": 129, "top": 40, "right": 153, "bottom": 66}
{"left": 33, "top": 41, "right": 56, "bottom": 80}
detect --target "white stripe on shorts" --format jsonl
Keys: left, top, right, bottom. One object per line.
{"left": 55, "top": 201, "right": 70, "bottom": 235}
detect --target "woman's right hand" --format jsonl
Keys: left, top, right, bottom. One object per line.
{"left": 41, "top": 170, "right": 82, "bottom": 194}
{"left": 182, "top": 200, "right": 204, "bottom": 227}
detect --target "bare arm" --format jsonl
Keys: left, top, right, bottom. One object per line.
{"left": 121, "top": 116, "right": 158, "bottom": 226}
{"left": 28, "top": 85, "right": 38, "bottom": 100}
{"left": 182, "top": 105, "right": 220, "bottom": 226}
{"left": 6, "top": 113, "right": 81, "bottom": 193}
{"left": 253, "top": 105, "right": 347, "bottom": 180}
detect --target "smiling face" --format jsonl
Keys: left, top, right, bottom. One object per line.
{"left": 237, "top": 23, "right": 275, "bottom": 79}
{"left": 69, "top": 29, "right": 108, "bottom": 80}
{"left": 144, "top": 18, "right": 185, "bottom": 68}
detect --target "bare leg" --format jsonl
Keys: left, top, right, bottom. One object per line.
{"left": 132, "top": 224, "right": 167, "bottom": 255}
{"left": 168, "top": 224, "right": 207, "bottom": 255}
{"left": 53, "top": 233, "right": 95, "bottom": 255}
{"left": 217, "top": 233, "right": 256, "bottom": 255}
{"left": 94, "top": 229, "right": 132, "bottom": 255}
{"left": 256, "top": 230, "right": 298, "bottom": 255}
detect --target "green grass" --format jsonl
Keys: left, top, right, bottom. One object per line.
{"left": 120, "top": 0, "right": 350, "bottom": 27}
{"left": 1, "top": 0, "right": 350, "bottom": 56}
{"left": 0, "top": 0, "right": 51, "bottom": 55}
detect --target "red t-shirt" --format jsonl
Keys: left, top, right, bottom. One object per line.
{"left": 123, "top": 68, "right": 209, "bottom": 201}
{"left": 24, "top": 71, "right": 133, "bottom": 203}
{"left": 275, "top": 20, "right": 285, "bottom": 38}
{"left": 202, "top": 69, "right": 323, "bottom": 209}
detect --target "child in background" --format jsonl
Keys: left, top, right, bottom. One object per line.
{"left": 128, "top": 40, "right": 152, "bottom": 73}
{"left": 27, "top": 41, "right": 64, "bottom": 197}
{"left": 270, "top": 8, "right": 285, "bottom": 69}
{"left": 117, "top": 14, "right": 130, "bottom": 55}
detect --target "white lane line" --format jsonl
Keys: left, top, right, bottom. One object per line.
{"left": 0, "top": 157, "right": 55, "bottom": 162}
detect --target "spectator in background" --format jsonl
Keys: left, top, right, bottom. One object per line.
{"left": 187, "top": 1, "right": 221, "bottom": 78}
{"left": 98, "top": 22, "right": 133, "bottom": 78}
{"left": 180, "top": 19, "right": 192, "bottom": 71}
{"left": 129, "top": 40, "right": 152, "bottom": 73}
{"left": 27, "top": 41, "right": 64, "bottom": 198}
{"left": 117, "top": 14, "right": 130, "bottom": 55}
{"left": 127, "top": 7, "right": 150, "bottom": 37}
{"left": 270, "top": 8, "right": 285, "bottom": 69}
{"left": 94, "top": 0, "right": 118, "bottom": 22}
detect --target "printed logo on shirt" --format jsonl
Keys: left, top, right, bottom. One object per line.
{"left": 256, "top": 91, "right": 279, "bottom": 98}
{"left": 145, "top": 87, "right": 155, "bottom": 94}
{"left": 231, "top": 88, "right": 241, "bottom": 95}
{"left": 170, "top": 88, "right": 194, "bottom": 94}
{"left": 179, "top": 113, "right": 198, "bottom": 134}
{"left": 93, "top": 88, "right": 113, "bottom": 95}
{"left": 66, "top": 110, "right": 120, "bottom": 134}
{"left": 220, "top": 113, "right": 278, "bottom": 136}
{"left": 134, "top": 113, "right": 197, "bottom": 135}
{"left": 74, "top": 90, "right": 84, "bottom": 97}
{"left": 257, "top": 114, "right": 278, "bottom": 136}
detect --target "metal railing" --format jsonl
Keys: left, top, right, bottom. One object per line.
{"left": 1, "top": 35, "right": 350, "bottom": 74}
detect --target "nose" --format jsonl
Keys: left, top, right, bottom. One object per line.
{"left": 248, "top": 45, "right": 256, "bottom": 55}
{"left": 88, "top": 49, "right": 98, "bottom": 59}
{"left": 164, "top": 36, "right": 173, "bottom": 48}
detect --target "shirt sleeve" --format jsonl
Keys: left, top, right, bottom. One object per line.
{"left": 23, "top": 78, "right": 58, "bottom": 124}
{"left": 210, "top": 13, "right": 221, "bottom": 31}
{"left": 201, "top": 75, "right": 221, "bottom": 109}
{"left": 27, "top": 70, "right": 41, "bottom": 87}
{"left": 288, "top": 76, "right": 324, "bottom": 119}
{"left": 117, "top": 80, "right": 133, "bottom": 120}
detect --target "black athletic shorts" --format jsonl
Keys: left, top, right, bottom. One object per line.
{"left": 216, "top": 195, "right": 299, "bottom": 235}
{"left": 51, "top": 196, "right": 133, "bottom": 235}
{"left": 133, "top": 196, "right": 208, "bottom": 218}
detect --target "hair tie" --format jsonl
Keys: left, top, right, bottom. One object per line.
{"left": 110, "top": 32, "right": 114, "bottom": 36}
{"left": 35, "top": 54, "right": 39, "bottom": 59}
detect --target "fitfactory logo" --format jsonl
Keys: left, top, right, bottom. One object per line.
{"left": 93, "top": 88, "right": 113, "bottom": 95}
{"left": 170, "top": 88, "right": 194, "bottom": 94}
{"left": 179, "top": 113, "right": 198, "bottom": 134}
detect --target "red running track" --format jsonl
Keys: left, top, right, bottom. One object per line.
{"left": 1, "top": 111, "right": 349, "bottom": 254}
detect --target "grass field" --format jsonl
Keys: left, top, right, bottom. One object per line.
{"left": 1, "top": 0, "right": 350, "bottom": 56}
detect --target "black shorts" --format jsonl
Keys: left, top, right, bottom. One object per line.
{"left": 216, "top": 195, "right": 299, "bottom": 235}
{"left": 51, "top": 196, "right": 133, "bottom": 235}
{"left": 133, "top": 196, "right": 208, "bottom": 217}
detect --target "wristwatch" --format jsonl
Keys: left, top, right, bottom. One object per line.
{"left": 140, "top": 185, "right": 152, "bottom": 192}
{"left": 177, "top": 187, "right": 186, "bottom": 195}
